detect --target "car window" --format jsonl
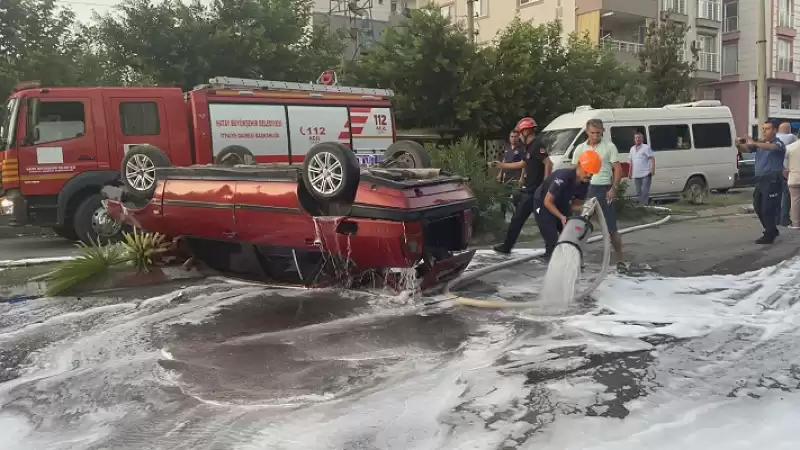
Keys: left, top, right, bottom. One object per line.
{"left": 649, "top": 124, "right": 692, "bottom": 151}
{"left": 539, "top": 128, "right": 581, "bottom": 155}
{"left": 692, "top": 123, "right": 732, "bottom": 148}
{"left": 609, "top": 126, "right": 647, "bottom": 154}
{"left": 119, "top": 102, "right": 160, "bottom": 136}
{"left": 33, "top": 101, "right": 85, "bottom": 144}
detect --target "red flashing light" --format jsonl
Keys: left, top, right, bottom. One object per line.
{"left": 317, "top": 71, "right": 337, "bottom": 86}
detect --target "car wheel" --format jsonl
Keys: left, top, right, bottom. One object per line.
{"left": 121, "top": 145, "right": 171, "bottom": 199}
{"left": 302, "top": 142, "right": 360, "bottom": 202}
{"left": 214, "top": 145, "right": 255, "bottom": 166}
{"left": 74, "top": 193, "right": 126, "bottom": 244}
{"left": 383, "top": 140, "right": 432, "bottom": 169}
{"left": 683, "top": 176, "right": 707, "bottom": 205}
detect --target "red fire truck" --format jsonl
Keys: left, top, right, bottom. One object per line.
{"left": 0, "top": 74, "right": 428, "bottom": 243}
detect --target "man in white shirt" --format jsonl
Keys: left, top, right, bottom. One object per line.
{"left": 777, "top": 122, "right": 798, "bottom": 226}
{"left": 628, "top": 132, "right": 655, "bottom": 205}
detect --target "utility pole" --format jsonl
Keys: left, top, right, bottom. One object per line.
{"left": 466, "top": 0, "right": 475, "bottom": 44}
{"left": 756, "top": 0, "right": 767, "bottom": 138}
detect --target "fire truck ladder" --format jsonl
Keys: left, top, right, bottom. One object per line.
{"left": 207, "top": 76, "right": 394, "bottom": 97}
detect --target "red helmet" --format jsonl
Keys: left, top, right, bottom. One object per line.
{"left": 515, "top": 117, "right": 537, "bottom": 132}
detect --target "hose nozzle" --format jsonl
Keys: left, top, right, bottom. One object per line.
{"left": 554, "top": 199, "right": 597, "bottom": 256}
{"left": 579, "top": 197, "right": 599, "bottom": 219}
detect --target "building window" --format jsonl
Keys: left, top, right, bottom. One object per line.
{"left": 723, "top": 1, "right": 738, "bottom": 31}
{"left": 440, "top": 4, "right": 452, "bottom": 17}
{"left": 475, "top": 0, "right": 489, "bottom": 17}
{"left": 778, "top": 39, "right": 793, "bottom": 72}
{"left": 722, "top": 43, "right": 738, "bottom": 75}
{"left": 779, "top": 0, "right": 793, "bottom": 28}
{"left": 390, "top": 0, "right": 396, "bottom": 13}
{"left": 519, "top": 0, "right": 536, "bottom": 5}
{"left": 781, "top": 89, "right": 793, "bottom": 109}
{"left": 699, "top": 0, "right": 721, "bottom": 21}
{"left": 663, "top": 0, "right": 688, "bottom": 15}
{"left": 697, "top": 34, "right": 719, "bottom": 72}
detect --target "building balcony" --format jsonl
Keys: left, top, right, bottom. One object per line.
{"left": 601, "top": 38, "right": 644, "bottom": 66}
{"left": 662, "top": 0, "right": 688, "bottom": 16}
{"left": 695, "top": 51, "right": 721, "bottom": 81}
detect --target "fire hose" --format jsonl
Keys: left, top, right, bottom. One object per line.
{"left": 443, "top": 199, "right": 672, "bottom": 309}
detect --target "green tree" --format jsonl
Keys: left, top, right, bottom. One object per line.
{"left": 347, "top": 8, "right": 493, "bottom": 131}
{"left": 638, "top": 16, "right": 699, "bottom": 106}
{"left": 0, "top": 0, "right": 88, "bottom": 96}
{"left": 91, "top": 0, "right": 344, "bottom": 89}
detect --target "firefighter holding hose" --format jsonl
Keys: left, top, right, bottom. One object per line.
{"left": 534, "top": 150, "right": 602, "bottom": 260}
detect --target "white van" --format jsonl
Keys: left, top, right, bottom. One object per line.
{"left": 542, "top": 100, "right": 738, "bottom": 202}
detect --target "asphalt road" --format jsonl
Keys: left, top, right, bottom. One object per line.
{"left": 0, "top": 232, "right": 76, "bottom": 262}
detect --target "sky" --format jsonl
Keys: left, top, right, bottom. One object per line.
{"left": 58, "top": 0, "right": 118, "bottom": 22}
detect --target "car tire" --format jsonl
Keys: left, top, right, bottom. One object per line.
{"left": 302, "top": 142, "right": 360, "bottom": 202}
{"left": 383, "top": 140, "right": 432, "bottom": 169}
{"left": 683, "top": 176, "right": 707, "bottom": 205}
{"left": 73, "top": 193, "right": 126, "bottom": 244}
{"left": 120, "top": 145, "right": 171, "bottom": 200}
{"left": 214, "top": 145, "right": 255, "bottom": 166}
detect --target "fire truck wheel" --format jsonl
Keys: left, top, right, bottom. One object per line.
{"left": 214, "top": 146, "right": 255, "bottom": 166}
{"left": 51, "top": 226, "right": 78, "bottom": 241}
{"left": 121, "top": 145, "right": 171, "bottom": 199}
{"left": 73, "top": 193, "right": 125, "bottom": 244}
{"left": 302, "top": 142, "right": 360, "bottom": 202}
{"left": 384, "top": 140, "right": 432, "bottom": 169}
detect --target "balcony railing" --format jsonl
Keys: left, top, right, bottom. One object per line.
{"left": 698, "top": 51, "right": 720, "bottom": 72}
{"left": 698, "top": 0, "right": 721, "bottom": 21}
{"left": 778, "top": 9, "right": 793, "bottom": 28}
{"left": 602, "top": 38, "right": 643, "bottom": 54}
{"left": 662, "top": 0, "right": 688, "bottom": 15}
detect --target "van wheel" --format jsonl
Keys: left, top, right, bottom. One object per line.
{"left": 383, "top": 140, "right": 432, "bottom": 169}
{"left": 73, "top": 193, "right": 126, "bottom": 244}
{"left": 302, "top": 142, "right": 360, "bottom": 202}
{"left": 215, "top": 145, "right": 255, "bottom": 166}
{"left": 683, "top": 176, "right": 708, "bottom": 205}
{"left": 121, "top": 145, "right": 171, "bottom": 199}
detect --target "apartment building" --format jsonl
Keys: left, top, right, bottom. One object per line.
{"left": 709, "top": 0, "right": 800, "bottom": 136}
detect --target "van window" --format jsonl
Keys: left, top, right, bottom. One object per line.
{"left": 609, "top": 126, "right": 647, "bottom": 154}
{"left": 539, "top": 128, "right": 581, "bottom": 155}
{"left": 649, "top": 124, "right": 692, "bottom": 151}
{"left": 692, "top": 123, "right": 732, "bottom": 148}
{"left": 119, "top": 102, "right": 160, "bottom": 136}
{"left": 34, "top": 101, "right": 85, "bottom": 144}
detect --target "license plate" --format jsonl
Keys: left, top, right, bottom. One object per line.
{"left": 356, "top": 154, "right": 384, "bottom": 166}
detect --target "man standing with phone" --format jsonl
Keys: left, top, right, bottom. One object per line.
{"left": 737, "top": 121, "right": 787, "bottom": 244}
{"left": 571, "top": 119, "right": 627, "bottom": 271}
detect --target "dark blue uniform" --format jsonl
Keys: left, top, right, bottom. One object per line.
{"left": 751, "top": 137, "right": 786, "bottom": 242}
{"left": 533, "top": 168, "right": 590, "bottom": 257}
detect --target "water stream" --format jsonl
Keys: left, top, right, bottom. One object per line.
{"left": 538, "top": 244, "right": 583, "bottom": 310}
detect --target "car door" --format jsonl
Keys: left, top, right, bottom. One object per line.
{"left": 232, "top": 177, "right": 315, "bottom": 247}
{"left": 108, "top": 98, "right": 171, "bottom": 169}
{"left": 16, "top": 96, "right": 98, "bottom": 197}
{"left": 159, "top": 178, "right": 237, "bottom": 241}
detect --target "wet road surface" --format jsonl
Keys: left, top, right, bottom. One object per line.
{"left": 2, "top": 215, "right": 800, "bottom": 449}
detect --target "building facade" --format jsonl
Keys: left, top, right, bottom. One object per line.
{"left": 709, "top": 0, "right": 800, "bottom": 136}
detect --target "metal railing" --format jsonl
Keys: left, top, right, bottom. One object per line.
{"left": 662, "top": 0, "right": 688, "bottom": 14}
{"left": 698, "top": 51, "right": 720, "bottom": 72}
{"left": 698, "top": 0, "right": 721, "bottom": 21}
{"left": 602, "top": 38, "right": 643, "bottom": 54}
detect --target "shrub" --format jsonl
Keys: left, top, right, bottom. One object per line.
{"left": 427, "top": 136, "right": 511, "bottom": 233}
{"left": 44, "top": 228, "right": 171, "bottom": 296}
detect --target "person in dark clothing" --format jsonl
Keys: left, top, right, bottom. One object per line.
{"left": 489, "top": 117, "right": 553, "bottom": 254}
{"left": 498, "top": 130, "right": 523, "bottom": 219}
{"left": 533, "top": 150, "right": 601, "bottom": 259}
{"left": 736, "top": 121, "right": 787, "bottom": 244}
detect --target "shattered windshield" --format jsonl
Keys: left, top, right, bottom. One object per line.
{"left": 0, "top": 98, "right": 19, "bottom": 151}
{"left": 538, "top": 128, "right": 582, "bottom": 156}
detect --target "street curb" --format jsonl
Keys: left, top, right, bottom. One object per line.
{"left": 0, "top": 256, "right": 77, "bottom": 269}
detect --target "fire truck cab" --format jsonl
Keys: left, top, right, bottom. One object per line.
{"left": 0, "top": 75, "right": 423, "bottom": 243}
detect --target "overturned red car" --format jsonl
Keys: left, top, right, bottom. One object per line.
{"left": 103, "top": 142, "right": 476, "bottom": 292}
